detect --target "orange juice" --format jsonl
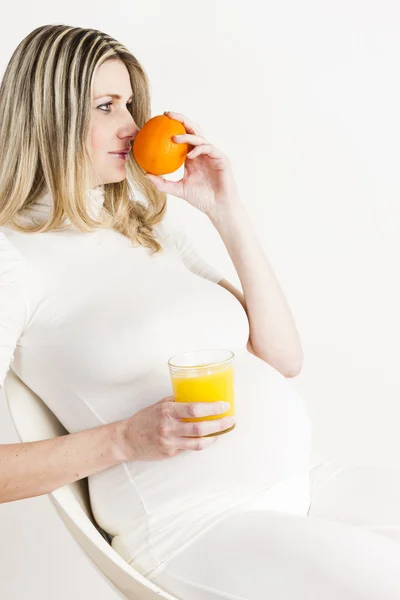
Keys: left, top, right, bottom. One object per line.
{"left": 170, "top": 364, "right": 235, "bottom": 423}
{"left": 168, "top": 349, "right": 236, "bottom": 437}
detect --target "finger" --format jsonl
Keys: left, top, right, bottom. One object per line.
{"left": 176, "top": 435, "right": 219, "bottom": 452}
{"left": 164, "top": 111, "right": 204, "bottom": 136}
{"left": 187, "top": 144, "right": 225, "bottom": 161}
{"left": 172, "top": 133, "right": 208, "bottom": 147}
{"left": 176, "top": 416, "right": 236, "bottom": 438}
{"left": 170, "top": 401, "right": 231, "bottom": 421}
{"left": 144, "top": 173, "right": 185, "bottom": 197}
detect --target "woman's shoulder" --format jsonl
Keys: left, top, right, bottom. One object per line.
{"left": 153, "top": 218, "right": 181, "bottom": 250}
{"left": 0, "top": 229, "right": 29, "bottom": 302}
{"left": 154, "top": 217, "right": 224, "bottom": 284}
{"left": 155, "top": 216, "right": 195, "bottom": 244}
{"left": 0, "top": 229, "right": 29, "bottom": 333}
{"left": 0, "top": 228, "right": 26, "bottom": 267}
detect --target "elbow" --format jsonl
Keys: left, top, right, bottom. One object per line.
{"left": 250, "top": 346, "right": 303, "bottom": 377}
{"left": 281, "top": 350, "right": 304, "bottom": 378}
{"left": 281, "top": 360, "right": 302, "bottom": 378}
{"left": 246, "top": 339, "right": 303, "bottom": 378}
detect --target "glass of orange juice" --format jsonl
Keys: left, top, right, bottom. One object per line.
{"left": 167, "top": 349, "right": 235, "bottom": 437}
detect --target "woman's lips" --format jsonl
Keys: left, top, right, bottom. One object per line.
{"left": 109, "top": 152, "right": 129, "bottom": 161}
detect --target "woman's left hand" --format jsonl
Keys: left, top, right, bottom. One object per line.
{"left": 144, "top": 111, "right": 243, "bottom": 219}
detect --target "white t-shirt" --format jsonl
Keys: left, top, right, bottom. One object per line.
{"left": 0, "top": 187, "right": 312, "bottom": 576}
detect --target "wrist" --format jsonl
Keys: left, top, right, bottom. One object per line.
{"left": 109, "top": 419, "right": 133, "bottom": 464}
{"left": 208, "top": 200, "right": 251, "bottom": 231}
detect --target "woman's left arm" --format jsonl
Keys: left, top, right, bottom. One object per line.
{"left": 144, "top": 111, "right": 303, "bottom": 378}
{"left": 210, "top": 204, "right": 303, "bottom": 378}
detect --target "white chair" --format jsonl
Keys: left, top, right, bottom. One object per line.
{"left": 3, "top": 368, "right": 178, "bottom": 600}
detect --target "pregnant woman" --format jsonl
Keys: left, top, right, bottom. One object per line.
{"left": 1, "top": 24, "right": 400, "bottom": 600}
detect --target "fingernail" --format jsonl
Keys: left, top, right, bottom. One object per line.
{"left": 220, "top": 402, "right": 230, "bottom": 411}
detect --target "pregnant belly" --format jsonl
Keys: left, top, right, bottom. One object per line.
{"left": 89, "top": 348, "right": 312, "bottom": 541}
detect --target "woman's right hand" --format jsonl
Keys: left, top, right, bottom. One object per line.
{"left": 116, "top": 396, "right": 235, "bottom": 462}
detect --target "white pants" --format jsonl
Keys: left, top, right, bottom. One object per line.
{"left": 149, "top": 463, "right": 400, "bottom": 599}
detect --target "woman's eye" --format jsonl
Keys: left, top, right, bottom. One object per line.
{"left": 98, "top": 102, "right": 112, "bottom": 112}
{"left": 97, "top": 101, "right": 133, "bottom": 113}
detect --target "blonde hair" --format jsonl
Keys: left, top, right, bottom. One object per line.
{"left": 0, "top": 24, "right": 167, "bottom": 253}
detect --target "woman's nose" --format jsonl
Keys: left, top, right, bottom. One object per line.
{"left": 118, "top": 120, "right": 140, "bottom": 145}
{"left": 121, "top": 109, "right": 139, "bottom": 131}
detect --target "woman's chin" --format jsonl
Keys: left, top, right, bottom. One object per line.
{"left": 97, "top": 174, "right": 127, "bottom": 186}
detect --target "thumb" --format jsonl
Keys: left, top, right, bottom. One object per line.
{"left": 144, "top": 173, "right": 183, "bottom": 198}
{"left": 143, "top": 173, "right": 163, "bottom": 189}
{"left": 155, "top": 395, "right": 175, "bottom": 405}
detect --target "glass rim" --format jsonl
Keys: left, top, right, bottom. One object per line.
{"left": 168, "top": 348, "right": 234, "bottom": 370}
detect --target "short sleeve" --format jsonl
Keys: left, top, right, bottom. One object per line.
{"left": 163, "top": 221, "right": 224, "bottom": 284}
{"left": 0, "top": 232, "right": 29, "bottom": 387}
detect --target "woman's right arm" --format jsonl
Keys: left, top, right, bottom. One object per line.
{"left": 0, "top": 397, "right": 233, "bottom": 504}
{"left": 0, "top": 420, "right": 126, "bottom": 503}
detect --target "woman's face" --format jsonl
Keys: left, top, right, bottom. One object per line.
{"left": 89, "top": 59, "right": 139, "bottom": 186}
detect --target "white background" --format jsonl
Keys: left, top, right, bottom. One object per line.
{"left": 1, "top": 0, "right": 400, "bottom": 597}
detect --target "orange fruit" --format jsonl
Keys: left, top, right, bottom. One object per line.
{"left": 133, "top": 115, "right": 189, "bottom": 176}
